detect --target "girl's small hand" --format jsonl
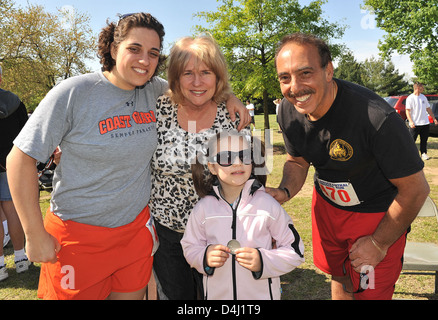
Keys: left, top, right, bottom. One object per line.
{"left": 206, "top": 244, "right": 230, "bottom": 268}
{"left": 235, "top": 247, "right": 261, "bottom": 272}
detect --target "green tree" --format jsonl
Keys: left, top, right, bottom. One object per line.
{"left": 194, "top": 0, "right": 346, "bottom": 129}
{"left": 363, "top": 0, "right": 438, "bottom": 88}
{"left": 0, "top": 1, "right": 95, "bottom": 110}
{"left": 361, "top": 57, "right": 410, "bottom": 96}
{"left": 335, "top": 51, "right": 409, "bottom": 96}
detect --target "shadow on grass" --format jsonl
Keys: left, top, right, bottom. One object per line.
{"left": 273, "top": 144, "right": 286, "bottom": 155}
{"left": 281, "top": 268, "right": 331, "bottom": 300}
{"left": 421, "top": 139, "right": 438, "bottom": 151}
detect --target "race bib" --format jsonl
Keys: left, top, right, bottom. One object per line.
{"left": 146, "top": 216, "right": 160, "bottom": 256}
{"left": 317, "top": 179, "right": 361, "bottom": 207}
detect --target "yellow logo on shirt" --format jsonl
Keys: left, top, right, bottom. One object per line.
{"left": 329, "top": 139, "right": 353, "bottom": 161}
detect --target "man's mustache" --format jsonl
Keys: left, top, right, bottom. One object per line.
{"left": 288, "top": 89, "right": 315, "bottom": 99}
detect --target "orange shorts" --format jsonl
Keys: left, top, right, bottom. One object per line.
{"left": 38, "top": 206, "right": 157, "bottom": 300}
{"left": 311, "top": 188, "right": 406, "bottom": 300}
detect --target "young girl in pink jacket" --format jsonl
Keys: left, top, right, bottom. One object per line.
{"left": 181, "top": 130, "right": 304, "bottom": 300}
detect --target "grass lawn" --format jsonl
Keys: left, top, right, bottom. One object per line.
{"left": 1, "top": 114, "right": 437, "bottom": 300}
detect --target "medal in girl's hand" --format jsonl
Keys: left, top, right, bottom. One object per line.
{"left": 227, "top": 240, "right": 241, "bottom": 255}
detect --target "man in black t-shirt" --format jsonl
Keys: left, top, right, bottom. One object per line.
{"left": 268, "top": 33, "right": 430, "bottom": 300}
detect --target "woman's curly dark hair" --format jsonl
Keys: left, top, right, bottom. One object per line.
{"left": 97, "top": 12, "right": 166, "bottom": 77}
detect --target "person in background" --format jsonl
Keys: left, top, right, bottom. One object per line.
{"left": 0, "top": 65, "right": 30, "bottom": 281}
{"left": 406, "top": 82, "right": 438, "bottom": 161}
{"left": 1, "top": 66, "right": 9, "bottom": 251}
{"left": 246, "top": 100, "right": 255, "bottom": 131}
{"left": 150, "top": 34, "right": 250, "bottom": 300}
{"left": 2, "top": 211, "right": 10, "bottom": 248}
{"left": 274, "top": 98, "right": 282, "bottom": 132}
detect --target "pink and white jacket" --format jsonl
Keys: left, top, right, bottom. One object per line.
{"left": 181, "top": 179, "right": 305, "bottom": 300}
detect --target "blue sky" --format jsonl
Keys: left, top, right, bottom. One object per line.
{"left": 13, "top": 0, "right": 413, "bottom": 78}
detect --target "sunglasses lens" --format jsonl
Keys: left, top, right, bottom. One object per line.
{"left": 216, "top": 151, "right": 233, "bottom": 167}
{"left": 241, "top": 150, "right": 252, "bottom": 165}
{"left": 215, "top": 150, "right": 252, "bottom": 167}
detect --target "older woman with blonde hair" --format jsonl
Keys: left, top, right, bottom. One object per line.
{"left": 150, "top": 34, "right": 249, "bottom": 300}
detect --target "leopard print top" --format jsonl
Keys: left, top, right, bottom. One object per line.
{"left": 150, "top": 94, "right": 244, "bottom": 232}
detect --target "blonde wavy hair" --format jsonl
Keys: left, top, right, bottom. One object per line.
{"left": 167, "top": 34, "right": 232, "bottom": 105}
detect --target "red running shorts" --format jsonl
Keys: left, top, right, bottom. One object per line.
{"left": 38, "top": 206, "right": 156, "bottom": 300}
{"left": 311, "top": 188, "right": 406, "bottom": 300}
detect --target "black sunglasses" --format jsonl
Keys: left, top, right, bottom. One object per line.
{"left": 211, "top": 149, "right": 252, "bottom": 167}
